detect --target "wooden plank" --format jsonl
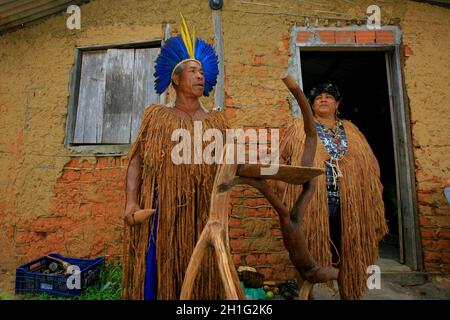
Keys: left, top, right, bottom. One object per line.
{"left": 102, "top": 49, "right": 134, "bottom": 144}
{"left": 73, "top": 50, "right": 106, "bottom": 144}
{"left": 65, "top": 48, "right": 82, "bottom": 147}
{"left": 130, "top": 47, "right": 160, "bottom": 142}
{"left": 391, "top": 44, "right": 422, "bottom": 270}
{"left": 237, "top": 164, "right": 324, "bottom": 185}
{"left": 385, "top": 51, "right": 404, "bottom": 264}
{"left": 212, "top": 10, "right": 224, "bottom": 111}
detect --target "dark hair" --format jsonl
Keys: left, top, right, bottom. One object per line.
{"left": 308, "top": 83, "right": 342, "bottom": 104}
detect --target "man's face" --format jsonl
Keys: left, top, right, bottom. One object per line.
{"left": 312, "top": 93, "right": 340, "bottom": 118}
{"left": 172, "top": 60, "right": 205, "bottom": 98}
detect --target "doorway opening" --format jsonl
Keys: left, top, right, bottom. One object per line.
{"left": 300, "top": 50, "right": 400, "bottom": 261}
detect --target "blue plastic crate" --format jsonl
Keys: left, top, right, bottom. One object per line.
{"left": 15, "top": 253, "right": 105, "bottom": 298}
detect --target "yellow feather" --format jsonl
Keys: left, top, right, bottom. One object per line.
{"left": 180, "top": 26, "right": 189, "bottom": 53}
{"left": 192, "top": 26, "right": 196, "bottom": 58}
{"left": 180, "top": 27, "right": 188, "bottom": 52}
{"left": 180, "top": 13, "right": 194, "bottom": 58}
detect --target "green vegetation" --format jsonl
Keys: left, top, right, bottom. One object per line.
{"left": 0, "top": 291, "right": 12, "bottom": 300}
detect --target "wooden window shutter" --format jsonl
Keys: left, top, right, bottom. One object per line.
{"left": 73, "top": 47, "right": 160, "bottom": 145}
{"left": 73, "top": 50, "right": 106, "bottom": 144}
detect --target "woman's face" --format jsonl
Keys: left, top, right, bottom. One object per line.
{"left": 312, "top": 92, "right": 340, "bottom": 119}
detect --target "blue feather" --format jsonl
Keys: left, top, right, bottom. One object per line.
{"left": 154, "top": 36, "right": 219, "bottom": 96}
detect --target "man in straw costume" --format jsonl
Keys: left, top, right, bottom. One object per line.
{"left": 280, "top": 83, "right": 388, "bottom": 299}
{"left": 121, "top": 16, "right": 233, "bottom": 300}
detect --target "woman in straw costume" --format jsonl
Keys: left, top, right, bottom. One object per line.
{"left": 280, "top": 83, "right": 388, "bottom": 299}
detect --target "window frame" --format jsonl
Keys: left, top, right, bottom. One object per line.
{"left": 65, "top": 39, "right": 162, "bottom": 155}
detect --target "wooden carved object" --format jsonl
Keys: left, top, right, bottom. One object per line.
{"left": 180, "top": 74, "right": 339, "bottom": 300}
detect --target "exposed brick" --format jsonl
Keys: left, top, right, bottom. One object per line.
{"left": 282, "top": 34, "right": 290, "bottom": 52}
{"left": 96, "top": 157, "right": 111, "bottom": 169}
{"left": 375, "top": 30, "right": 394, "bottom": 44}
{"left": 79, "top": 203, "right": 91, "bottom": 215}
{"left": 230, "top": 239, "right": 245, "bottom": 252}
{"left": 92, "top": 203, "right": 105, "bottom": 217}
{"left": 229, "top": 196, "right": 243, "bottom": 206}
{"left": 80, "top": 171, "right": 94, "bottom": 182}
{"left": 253, "top": 55, "right": 265, "bottom": 65}
{"left": 297, "top": 31, "right": 313, "bottom": 43}
{"left": 317, "top": 30, "right": 335, "bottom": 43}
{"left": 418, "top": 204, "right": 433, "bottom": 216}
{"left": 243, "top": 188, "right": 259, "bottom": 197}
{"left": 81, "top": 160, "right": 92, "bottom": 168}
{"left": 245, "top": 254, "right": 258, "bottom": 266}
{"left": 271, "top": 228, "right": 282, "bottom": 237}
{"left": 232, "top": 254, "right": 242, "bottom": 266}
{"left": 425, "top": 262, "right": 444, "bottom": 272}
{"left": 439, "top": 228, "right": 450, "bottom": 240}
{"left": 434, "top": 207, "right": 450, "bottom": 216}
{"left": 425, "top": 216, "right": 449, "bottom": 228}
{"left": 443, "top": 252, "right": 450, "bottom": 264}
{"left": 225, "top": 97, "right": 234, "bottom": 107}
{"left": 420, "top": 227, "right": 438, "bottom": 239}
{"left": 256, "top": 253, "right": 268, "bottom": 265}
{"left": 424, "top": 251, "right": 441, "bottom": 263}
{"left": 243, "top": 207, "right": 272, "bottom": 218}
{"left": 114, "top": 157, "right": 122, "bottom": 167}
{"left": 267, "top": 253, "right": 290, "bottom": 265}
{"left": 62, "top": 170, "right": 81, "bottom": 181}
{"left": 66, "top": 158, "right": 79, "bottom": 168}
{"left": 422, "top": 239, "right": 450, "bottom": 251}
{"left": 116, "top": 180, "right": 125, "bottom": 188}
{"left": 229, "top": 227, "right": 245, "bottom": 238}
{"left": 258, "top": 267, "right": 273, "bottom": 280}
{"left": 417, "top": 192, "right": 433, "bottom": 204}
{"left": 229, "top": 217, "right": 242, "bottom": 227}
{"left": 45, "top": 231, "right": 65, "bottom": 245}
{"left": 404, "top": 45, "right": 414, "bottom": 57}
{"left": 284, "top": 267, "right": 298, "bottom": 280}
{"left": 335, "top": 31, "right": 355, "bottom": 43}
{"left": 242, "top": 197, "right": 268, "bottom": 207}
{"left": 355, "top": 30, "right": 376, "bottom": 43}
{"left": 15, "top": 230, "right": 31, "bottom": 244}
{"left": 32, "top": 218, "right": 61, "bottom": 233}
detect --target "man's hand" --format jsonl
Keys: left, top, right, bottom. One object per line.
{"left": 124, "top": 204, "right": 156, "bottom": 226}
{"left": 124, "top": 203, "right": 141, "bottom": 226}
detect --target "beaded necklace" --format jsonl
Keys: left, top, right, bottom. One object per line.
{"left": 315, "top": 118, "right": 348, "bottom": 160}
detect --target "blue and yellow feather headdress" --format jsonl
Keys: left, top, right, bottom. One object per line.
{"left": 154, "top": 15, "right": 219, "bottom": 97}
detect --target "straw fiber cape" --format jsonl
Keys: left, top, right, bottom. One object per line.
{"left": 281, "top": 119, "right": 388, "bottom": 300}
{"left": 122, "top": 104, "right": 229, "bottom": 300}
